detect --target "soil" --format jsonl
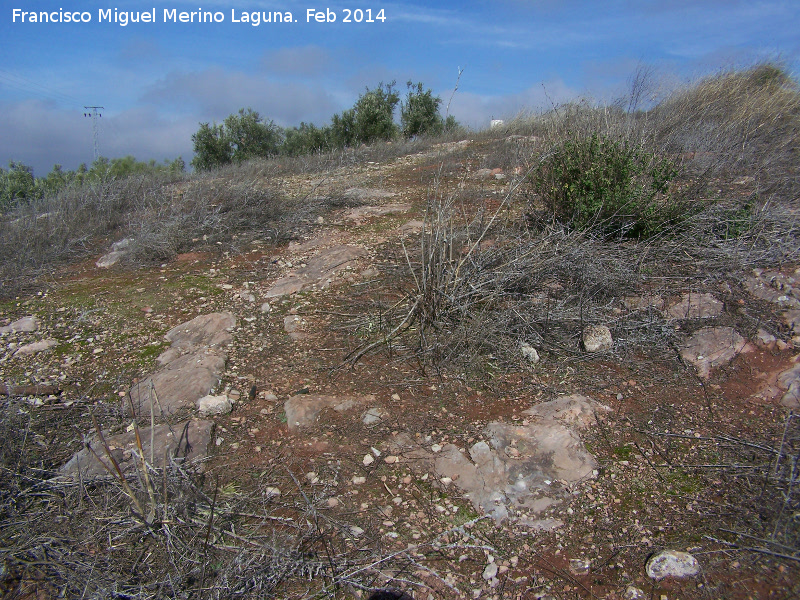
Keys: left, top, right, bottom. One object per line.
{"left": 1, "top": 140, "right": 798, "bottom": 599}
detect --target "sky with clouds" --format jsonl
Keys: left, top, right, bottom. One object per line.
{"left": 1, "top": 0, "right": 798, "bottom": 174}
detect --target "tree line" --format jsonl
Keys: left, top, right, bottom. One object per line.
{"left": 191, "top": 81, "right": 458, "bottom": 170}
{"left": 1, "top": 80, "right": 455, "bottom": 211}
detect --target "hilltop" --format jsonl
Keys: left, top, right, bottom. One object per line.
{"left": 1, "top": 65, "right": 799, "bottom": 599}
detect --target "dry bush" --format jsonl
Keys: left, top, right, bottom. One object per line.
{"left": 650, "top": 63, "right": 800, "bottom": 199}
{"left": 346, "top": 65, "right": 800, "bottom": 377}
{"left": 0, "top": 394, "right": 496, "bottom": 599}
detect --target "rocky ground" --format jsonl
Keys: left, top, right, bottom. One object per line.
{"left": 1, "top": 138, "right": 799, "bottom": 599}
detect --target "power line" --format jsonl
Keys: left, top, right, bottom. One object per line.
{"left": 0, "top": 69, "right": 83, "bottom": 107}
{"left": 84, "top": 106, "right": 104, "bottom": 160}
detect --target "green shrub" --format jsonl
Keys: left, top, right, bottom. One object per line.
{"left": 531, "top": 133, "right": 680, "bottom": 238}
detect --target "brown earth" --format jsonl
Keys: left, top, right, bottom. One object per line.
{"left": 1, "top": 139, "right": 798, "bottom": 599}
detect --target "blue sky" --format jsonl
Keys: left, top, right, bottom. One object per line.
{"left": 1, "top": 0, "right": 798, "bottom": 174}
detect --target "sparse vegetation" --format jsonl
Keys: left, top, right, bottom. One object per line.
{"left": 2, "top": 63, "right": 800, "bottom": 598}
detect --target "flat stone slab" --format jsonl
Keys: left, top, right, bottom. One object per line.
{"left": 60, "top": 418, "right": 214, "bottom": 479}
{"left": 163, "top": 312, "right": 236, "bottom": 353}
{"left": 266, "top": 245, "right": 367, "bottom": 298}
{"left": 389, "top": 395, "right": 606, "bottom": 527}
{"left": 744, "top": 269, "right": 800, "bottom": 308}
{"left": 680, "top": 326, "right": 749, "bottom": 379}
{"left": 342, "top": 188, "right": 398, "bottom": 201}
{"left": 666, "top": 293, "right": 723, "bottom": 321}
{"left": 776, "top": 361, "right": 800, "bottom": 409}
{"left": 0, "top": 316, "right": 39, "bottom": 334}
{"left": 284, "top": 394, "right": 375, "bottom": 430}
{"left": 128, "top": 313, "right": 235, "bottom": 417}
{"left": 13, "top": 339, "right": 57, "bottom": 356}
{"left": 343, "top": 203, "right": 411, "bottom": 223}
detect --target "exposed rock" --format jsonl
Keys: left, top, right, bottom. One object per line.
{"left": 342, "top": 187, "right": 398, "bottom": 201}
{"left": 164, "top": 312, "right": 235, "bottom": 352}
{"left": 645, "top": 550, "right": 700, "bottom": 580}
{"left": 783, "top": 309, "right": 800, "bottom": 332}
{"left": 680, "top": 327, "right": 749, "bottom": 379}
{"left": 568, "top": 558, "right": 591, "bottom": 576}
{"left": 0, "top": 316, "right": 39, "bottom": 334}
{"left": 520, "top": 342, "right": 540, "bottom": 364}
{"left": 197, "top": 394, "right": 232, "bottom": 416}
{"left": 283, "top": 315, "right": 308, "bottom": 341}
{"left": 399, "top": 219, "right": 424, "bottom": 236}
{"left": 260, "top": 302, "right": 272, "bottom": 314}
{"left": 755, "top": 328, "right": 778, "bottom": 348}
{"left": 522, "top": 394, "right": 611, "bottom": 430}
{"left": 745, "top": 270, "right": 800, "bottom": 308}
{"left": 624, "top": 585, "right": 645, "bottom": 599}
{"left": 776, "top": 361, "right": 800, "bottom": 409}
{"left": 60, "top": 418, "right": 215, "bottom": 479}
{"left": 387, "top": 395, "right": 604, "bottom": 526}
{"left": 266, "top": 245, "right": 367, "bottom": 298}
{"left": 482, "top": 562, "right": 498, "bottom": 580}
{"left": 666, "top": 292, "right": 724, "bottom": 320}
{"left": 128, "top": 313, "right": 235, "bottom": 417}
{"left": 96, "top": 238, "right": 133, "bottom": 268}
{"left": 284, "top": 394, "right": 375, "bottom": 430}
{"left": 362, "top": 406, "right": 389, "bottom": 426}
{"left": 583, "top": 325, "right": 613, "bottom": 352}
{"left": 13, "top": 339, "right": 57, "bottom": 356}
{"left": 344, "top": 203, "right": 411, "bottom": 223}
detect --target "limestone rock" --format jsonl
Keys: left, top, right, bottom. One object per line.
{"left": 266, "top": 245, "right": 367, "bottom": 298}
{"left": 680, "top": 327, "right": 748, "bottom": 379}
{"left": 283, "top": 315, "right": 308, "bottom": 340}
{"left": 284, "top": 394, "right": 375, "bottom": 430}
{"left": 362, "top": 406, "right": 389, "bottom": 426}
{"left": 522, "top": 394, "right": 611, "bottom": 430}
{"left": 344, "top": 203, "right": 410, "bottom": 223}
{"left": 0, "top": 316, "right": 39, "bottom": 334}
{"left": 388, "top": 394, "right": 603, "bottom": 526}
{"left": 646, "top": 550, "right": 700, "bottom": 580}
{"left": 582, "top": 325, "right": 613, "bottom": 352}
{"left": 96, "top": 238, "right": 132, "bottom": 268}
{"left": 13, "top": 339, "right": 57, "bottom": 356}
{"left": 128, "top": 313, "right": 235, "bottom": 417}
{"left": 776, "top": 362, "right": 800, "bottom": 409}
{"left": 197, "top": 394, "right": 232, "bottom": 416}
{"left": 520, "top": 342, "right": 540, "bottom": 363}
{"left": 164, "top": 312, "right": 235, "bottom": 352}
{"left": 60, "top": 418, "right": 214, "bottom": 479}
{"left": 667, "top": 292, "right": 723, "bottom": 320}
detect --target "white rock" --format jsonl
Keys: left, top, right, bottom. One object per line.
{"left": 197, "top": 395, "right": 232, "bottom": 416}
{"left": 0, "top": 316, "right": 39, "bottom": 334}
{"left": 349, "top": 525, "right": 364, "bottom": 537}
{"left": 264, "top": 487, "right": 281, "bottom": 499}
{"left": 624, "top": 585, "right": 645, "bottom": 599}
{"left": 583, "top": 325, "right": 613, "bottom": 352}
{"left": 430, "top": 443, "right": 443, "bottom": 453}
{"left": 646, "top": 550, "right": 700, "bottom": 580}
{"left": 260, "top": 302, "right": 272, "bottom": 313}
{"left": 362, "top": 406, "right": 389, "bottom": 425}
{"left": 363, "top": 454, "right": 375, "bottom": 466}
{"left": 13, "top": 339, "right": 57, "bottom": 356}
{"left": 520, "top": 342, "right": 540, "bottom": 364}
{"left": 352, "top": 476, "right": 366, "bottom": 485}
{"left": 482, "top": 562, "right": 499, "bottom": 580}
{"left": 568, "top": 558, "right": 591, "bottom": 575}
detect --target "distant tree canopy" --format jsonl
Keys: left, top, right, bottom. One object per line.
{"left": 191, "top": 80, "right": 459, "bottom": 171}
{"left": 0, "top": 156, "right": 185, "bottom": 213}
{"left": 191, "top": 108, "right": 283, "bottom": 171}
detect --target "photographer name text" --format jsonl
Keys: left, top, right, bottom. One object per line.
{"left": 11, "top": 7, "right": 386, "bottom": 26}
